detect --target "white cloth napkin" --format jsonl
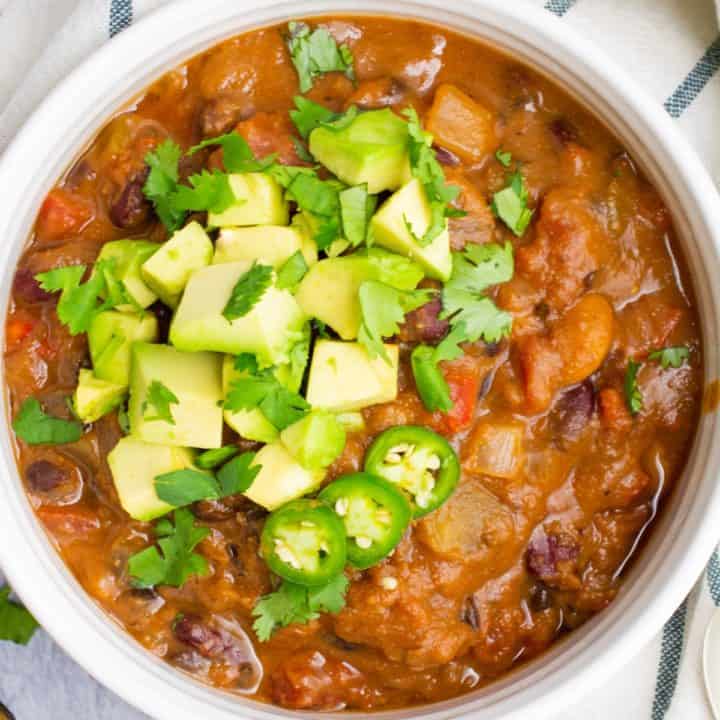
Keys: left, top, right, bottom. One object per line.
{"left": 1, "top": 1, "right": 720, "bottom": 719}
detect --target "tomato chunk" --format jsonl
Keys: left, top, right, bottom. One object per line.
{"left": 36, "top": 188, "right": 92, "bottom": 243}
{"left": 431, "top": 358, "right": 481, "bottom": 434}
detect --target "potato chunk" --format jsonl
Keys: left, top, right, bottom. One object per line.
{"left": 463, "top": 420, "right": 525, "bottom": 479}
{"left": 426, "top": 84, "right": 497, "bottom": 163}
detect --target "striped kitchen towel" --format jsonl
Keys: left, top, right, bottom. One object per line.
{"left": 1, "top": 1, "right": 720, "bottom": 719}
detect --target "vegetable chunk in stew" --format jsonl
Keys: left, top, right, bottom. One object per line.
{"left": 4, "top": 14, "right": 702, "bottom": 713}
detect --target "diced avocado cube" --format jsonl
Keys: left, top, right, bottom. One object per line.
{"left": 244, "top": 442, "right": 325, "bottom": 511}
{"left": 108, "top": 436, "right": 197, "bottom": 521}
{"left": 169, "top": 262, "right": 306, "bottom": 368}
{"left": 292, "top": 211, "right": 340, "bottom": 258}
{"left": 95, "top": 239, "right": 159, "bottom": 310}
{"left": 213, "top": 225, "right": 316, "bottom": 267}
{"left": 280, "top": 411, "right": 346, "bottom": 470}
{"left": 371, "top": 178, "right": 452, "bottom": 281}
{"left": 141, "top": 221, "right": 213, "bottom": 308}
{"left": 208, "top": 173, "right": 289, "bottom": 228}
{"left": 336, "top": 412, "right": 366, "bottom": 433}
{"left": 309, "top": 109, "right": 411, "bottom": 193}
{"left": 273, "top": 325, "right": 311, "bottom": 393}
{"left": 295, "top": 250, "right": 423, "bottom": 340}
{"left": 222, "top": 355, "right": 278, "bottom": 444}
{"left": 89, "top": 310, "right": 158, "bottom": 386}
{"left": 129, "top": 342, "right": 223, "bottom": 449}
{"left": 306, "top": 340, "right": 399, "bottom": 412}
{"left": 73, "top": 369, "right": 126, "bottom": 423}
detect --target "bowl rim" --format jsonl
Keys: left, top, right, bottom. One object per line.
{"left": 1, "top": 1, "right": 720, "bottom": 719}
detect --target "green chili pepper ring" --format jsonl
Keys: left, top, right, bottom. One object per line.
{"left": 261, "top": 499, "right": 347, "bottom": 586}
{"left": 319, "top": 473, "right": 411, "bottom": 569}
{"left": 364, "top": 425, "right": 460, "bottom": 518}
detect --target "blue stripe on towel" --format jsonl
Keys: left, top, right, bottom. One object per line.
{"left": 664, "top": 34, "right": 720, "bottom": 118}
{"left": 544, "top": 0, "right": 578, "bottom": 16}
{"left": 651, "top": 600, "right": 688, "bottom": 720}
{"left": 707, "top": 548, "right": 720, "bottom": 606}
{"left": 109, "top": 0, "right": 133, "bottom": 37}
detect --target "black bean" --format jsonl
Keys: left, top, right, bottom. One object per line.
{"left": 25, "top": 460, "right": 66, "bottom": 493}
{"left": 149, "top": 301, "right": 173, "bottom": 343}
{"left": 109, "top": 167, "right": 150, "bottom": 229}
{"left": 529, "top": 583, "right": 553, "bottom": 612}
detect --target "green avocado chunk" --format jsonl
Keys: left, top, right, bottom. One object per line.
{"left": 89, "top": 310, "right": 158, "bottom": 386}
{"left": 309, "top": 109, "right": 411, "bottom": 193}
{"left": 295, "top": 249, "right": 423, "bottom": 339}
{"left": 108, "top": 436, "right": 197, "bottom": 521}
{"left": 128, "top": 342, "right": 224, "bottom": 449}
{"left": 141, "top": 221, "right": 213, "bottom": 308}
{"left": 213, "top": 225, "right": 317, "bottom": 267}
{"left": 208, "top": 173, "right": 289, "bottom": 228}
{"left": 73, "top": 369, "right": 126, "bottom": 423}
{"left": 95, "top": 239, "right": 159, "bottom": 310}
{"left": 169, "top": 261, "right": 307, "bottom": 368}
{"left": 280, "top": 411, "right": 347, "bottom": 470}
{"left": 371, "top": 178, "right": 452, "bottom": 281}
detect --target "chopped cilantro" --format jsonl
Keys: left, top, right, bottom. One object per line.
{"left": 143, "top": 139, "right": 185, "bottom": 232}
{"left": 402, "top": 108, "right": 464, "bottom": 246}
{"left": 286, "top": 21, "right": 354, "bottom": 93}
{"left": 411, "top": 323, "right": 468, "bottom": 412}
{"left": 0, "top": 586, "right": 39, "bottom": 645}
{"left": 252, "top": 574, "right": 349, "bottom": 641}
{"left": 291, "top": 136, "right": 315, "bottom": 163}
{"left": 12, "top": 398, "right": 83, "bottom": 445}
{"left": 624, "top": 360, "right": 643, "bottom": 415}
{"left": 290, "top": 96, "right": 341, "bottom": 138}
{"left": 224, "top": 370, "right": 310, "bottom": 430}
{"left": 234, "top": 353, "right": 260, "bottom": 374}
{"left": 276, "top": 251, "right": 309, "bottom": 290}
{"left": 217, "top": 452, "right": 261, "bottom": 496}
{"left": 648, "top": 346, "right": 690, "bottom": 369}
{"left": 188, "top": 132, "right": 276, "bottom": 173}
{"left": 127, "top": 509, "right": 210, "bottom": 589}
{"left": 340, "top": 184, "right": 375, "bottom": 247}
{"left": 492, "top": 171, "right": 534, "bottom": 236}
{"left": 222, "top": 262, "right": 274, "bottom": 321}
{"left": 171, "top": 169, "right": 236, "bottom": 215}
{"left": 195, "top": 446, "right": 240, "bottom": 470}
{"left": 142, "top": 380, "right": 178, "bottom": 425}
{"left": 495, "top": 149, "right": 512, "bottom": 167}
{"left": 440, "top": 243, "right": 514, "bottom": 344}
{"left": 358, "top": 280, "right": 435, "bottom": 362}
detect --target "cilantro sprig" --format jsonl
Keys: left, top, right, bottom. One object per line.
{"left": 223, "top": 262, "right": 274, "bottom": 321}
{"left": 358, "top": 281, "right": 435, "bottom": 362}
{"left": 648, "top": 346, "right": 690, "bottom": 369}
{"left": 12, "top": 398, "right": 83, "bottom": 445}
{"left": 127, "top": 509, "right": 210, "bottom": 589}
{"left": 276, "top": 251, "right": 309, "bottom": 291}
{"left": 403, "top": 108, "right": 464, "bottom": 246}
{"left": 142, "top": 380, "right": 178, "bottom": 425}
{"left": 286, "top": 22, "right": 354, "bottom": 94}
{"left": 290, "top": 96, "right": 356, "bottom": 139}
{"left": 252, "top": 574, "right": 349, "bottom": 641}
{"left": 492, "top": 171, "right": 534, "bottom": 236}
{"left": 0, "top": 586, "right": 39, "bottom": 645}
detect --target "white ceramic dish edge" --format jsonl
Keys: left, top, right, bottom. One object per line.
{"left": 0, "top": 1, "right": 719, "bottom": 719}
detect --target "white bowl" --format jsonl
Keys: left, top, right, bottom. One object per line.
{"left": 1, "top": 1, "right": 720, "bottom": 718}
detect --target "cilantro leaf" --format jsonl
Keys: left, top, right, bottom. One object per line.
{"left": 286, "top": 21, "right": 355, "bottom": 93}
{"left": 223, "top": 262, "right": 274, "bottom": 321}
{"left": 0, "top": 586, "right": 39, "bottom": 645}
{"left": 340, "top": 184, "right": 375, "bottom": 248}
{"left": 142, "top": 380, "right": 178, "bottom": 425}
{"left": 358, "top": 281, "right": 435, "bottom": 362}
{"left": 13, "top": 398, "right": 83, "bottom": 445}
{"left": 624, "top": 360, "right": 643, "bottom": 415}
{"left": 440, "top": 242, "right": 514, "bottom": 344}
{"left": 154, "top": 469, "right": 220, "bottom": 507}
{"left": 276, "top": 251, "right": 309, "bottom": 290}
{"left": 171, "top": 170, "right": 235, "bottom": 214}
{"left": 402, "top": 108, "right": 463, "bottom": 246}
{"left": 648, "top": 346, "right": 690, "bottom": 369}
{"left": 234, "top": 353, "right": 260, "bottom": 374}
{"left": 252, "top": 575, "right": 349, "bottom": 641}
{"left": 128, "top": 509, "right": 210, "bottom": 589}
{"left": 195, "top": 446, "right": 240, "bottom": 470}
{"left": 225, "top": 372, "right": 310, "bottom": 430}
{"left": 217, "top": 452, "right": 261, "bottom": 496}
{"left": 492, "top": 171, "right": 534, "bottom": 236}
{"left": 411, "top": 323, "right": 467, "bottom": 412}
{"left": 143, "top": 139, "right": 185, "bottom": 232}
{"left": 496, "top": 149, "right": 512, "bottom": 167}
{"left": 188, "top": 133, "right": 276, "bottom": 173}
{"left": 291, "top": 136, "right": 315, "bottom": 164}
{"left": 290, "top": 96, "right": 340, "bottom": 139}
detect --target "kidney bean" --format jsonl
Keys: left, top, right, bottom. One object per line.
{"left": 198, "top": 96, "right": 254, "bottom": 137}
{"left": 549, "top": 116, "right": 579, "bottom": 146}
{"left": 433, "top": 145, "right": 461, "bottom": 166}
{"left": 398, "top": 296, "right": 449, "bottom": 344}
{"left": 13, "top": 268, "right": 52, "bottom": 304}
{"left": 25, "top": 460, "right": 66, "bottom": 492}
{"left": 526, "top": 528, "right": 580, "bottom": 589}
{"left": 109, "top": 167, "right": 150, "bottom": 229}
{"left": 551, "top": 380, "right": 595, "bottom": 444}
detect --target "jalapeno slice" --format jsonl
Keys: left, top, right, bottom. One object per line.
{"left": 261, "top": 499, "right": 347, "bottom": 586}
{"left": 364, "top": 426, "right": 460, "bottom": 518}
{"left": 319, "top": 473, "right": 411, "bottom": 569}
